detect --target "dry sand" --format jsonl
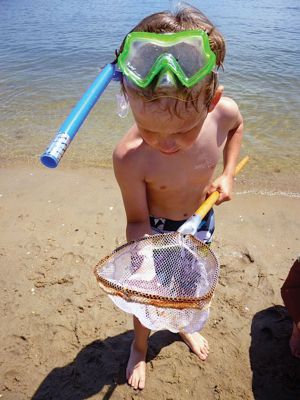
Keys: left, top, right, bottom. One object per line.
{"left": 0, "top": 164, "right": 300, "bottom": 400}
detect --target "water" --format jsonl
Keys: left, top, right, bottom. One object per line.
{"left": 0, "top": 0, "right": 299, "bottom": 190}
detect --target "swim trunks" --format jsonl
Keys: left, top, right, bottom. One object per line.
{"left": 149, "top": 208, "right": 215, "bottom": 244}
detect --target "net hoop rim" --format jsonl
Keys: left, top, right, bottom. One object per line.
{"left": 94, "top": 232, "right": 219, "bottom": 310}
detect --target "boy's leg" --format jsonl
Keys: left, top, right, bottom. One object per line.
{"left": 179, "top": 209, "right": 214, "bottom": 360}
{"left": 149, "top": 212, "right": 214, "bottom": 360}
{"left": 126, "top": 316, "right": 150, "bottom": 389}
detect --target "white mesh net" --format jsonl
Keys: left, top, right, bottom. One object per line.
{"left": 94, "top": 232, "right": 219, "bottom": 333}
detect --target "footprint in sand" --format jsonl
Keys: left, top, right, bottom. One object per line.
{"left": 26, "top": 221, "right": 36, "bottom": 232}
{"left": 24, "top": 242, "right": 41, "bottom": 258}
{"left": 60, "top": 252, "right": 84, "bottom": 266}
{"left": 257, "top": 271, "right": 275, "bottom": 296}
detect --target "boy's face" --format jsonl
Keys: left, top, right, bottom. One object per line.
{"left": 125, "top": 80, "right": 208, "bottom": 155}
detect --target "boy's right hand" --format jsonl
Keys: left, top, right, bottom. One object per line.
{"left": 207, "top": 174, "right": 234, "bottom": 205}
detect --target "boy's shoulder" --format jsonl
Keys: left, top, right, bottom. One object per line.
{"left": 215, "top": 96, "right": 242, "bottom": 123}
{"left": 113, "top": 124, "right": 144, "bottom": 167}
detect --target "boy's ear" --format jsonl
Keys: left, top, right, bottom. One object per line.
{"left": 208, "top": 86, "right": 224, "bottom": 113}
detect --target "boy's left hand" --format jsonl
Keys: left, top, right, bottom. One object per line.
{"left": 207, "top": 174, "right": 234, "bottom": 205}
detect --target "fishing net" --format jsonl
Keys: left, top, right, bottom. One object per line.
{"left": 94, "top": 232, "right": 219, "bottom": 333}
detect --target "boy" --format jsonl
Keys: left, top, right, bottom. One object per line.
{"left": 113, "top": 6, "right": 243, "bottom": 390}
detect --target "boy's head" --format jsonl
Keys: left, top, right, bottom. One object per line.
{"left": 118, "top": 6, "right": 225, "bottom": 108}
{"left": 117, "top": 6, "right": 226, "bottom": 153}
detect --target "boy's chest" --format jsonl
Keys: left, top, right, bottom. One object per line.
{"left": 145, "top": 129, "right": 226, "bottom": 190}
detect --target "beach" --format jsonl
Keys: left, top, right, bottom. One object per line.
{"left": 1, "top": 0, "right": 300, "bottom": 397}
{"left": 1, "top": 163, "right": 299, "bottom": 400}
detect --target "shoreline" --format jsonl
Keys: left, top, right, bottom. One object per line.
{"left": 1, "top": 164, "right": 300, "bottom": 399}
{"left": 1, "top": 158, "right": 300, "bottom": 196}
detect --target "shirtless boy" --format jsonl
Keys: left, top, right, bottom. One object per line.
{"left": 113, "top": 6, "right": 243, "bottom": 389}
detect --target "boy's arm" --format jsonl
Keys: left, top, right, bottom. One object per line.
{"left": 222, "top": 104, "right": 244, "bottom": 177}
{"left": 113, "top": 146, "right": 152, "bottom": 242}
{"left": 209, "top": 98, "right": 244, "bottom": 204}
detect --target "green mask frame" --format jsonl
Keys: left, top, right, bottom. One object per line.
{"left": 117, "top": 30, "right": 216, "bottom": 89}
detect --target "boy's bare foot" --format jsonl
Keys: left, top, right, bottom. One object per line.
{"left": 179, "top": 331, "right": 209, "bottom": 360}
{"left": 290, "top": 323, "right": 300, "bottom": 358}
{"left": 126, "top": 341, "right": 147, "bottom": 390}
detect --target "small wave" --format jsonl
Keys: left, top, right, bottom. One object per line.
{"left": 236, "top": 190, "right": 300, "bottom": 198}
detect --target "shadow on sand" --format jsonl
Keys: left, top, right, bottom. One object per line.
{"left": 31, "top": 329, "right": 179, "bottom": 400}
{"left": 250, "top": 305, "right": 300, "bottom": 400}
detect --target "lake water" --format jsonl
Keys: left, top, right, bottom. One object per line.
{"left": 1, "top": 0, "right": 299, "bottom": 191}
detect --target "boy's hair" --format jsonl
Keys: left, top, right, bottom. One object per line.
{"left": 118, "top": 6, "right": 226, "bottom": 110}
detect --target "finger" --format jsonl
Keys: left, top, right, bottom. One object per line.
{"left": 216, "top": 193, "right": 232, "bottom": 205}
{"left": 207, "top": 181, "right": 218, "bottom": 194}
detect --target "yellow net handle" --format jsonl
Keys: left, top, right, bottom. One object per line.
{"left": 195, "top": 156, "right": 249, "bottom": 219}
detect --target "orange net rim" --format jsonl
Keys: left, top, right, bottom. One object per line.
{"left": 94, "top": 232, "right": 220, "bottom": 310}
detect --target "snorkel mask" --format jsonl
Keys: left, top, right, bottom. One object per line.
{"left": 117, "top": 30, "right": 216, "bottom": 89}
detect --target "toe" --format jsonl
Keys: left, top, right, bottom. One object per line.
{"left": 203, "top": 343, "right": 209, "bottom": 352}
{"left": 136, "top": 378, "right": 141, "bottom": 390}
{"left": 128, "top": 375, "right": 132, "bottom": 386}
{"left": 199, "top": 346, "right": 209, "bottom": 360}
{"left": 198, "top": 352, "right": 207, "bottom": 360}
{"left": 139, "top": 376, "right": 146, "bottom": 389}
{"left": 132, "top": 376, "right": 138, "bottom": 390}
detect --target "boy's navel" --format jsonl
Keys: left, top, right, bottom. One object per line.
{"left": 160, "top": 185, "right": 167, "bottom": 190}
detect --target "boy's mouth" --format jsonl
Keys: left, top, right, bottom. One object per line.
{"left": 159, "top": 148, "right": 180, "bottom": 155}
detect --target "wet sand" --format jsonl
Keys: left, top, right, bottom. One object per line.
{"left": 0, "top": 164, "right": 300, "bottom": 400}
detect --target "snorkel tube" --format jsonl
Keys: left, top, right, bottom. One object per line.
{"left": 40, "top": 63, "right": 116, "bottom": 168}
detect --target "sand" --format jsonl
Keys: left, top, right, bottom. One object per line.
{"left": 0, "top": 164, "right": 300, "bottom": 400}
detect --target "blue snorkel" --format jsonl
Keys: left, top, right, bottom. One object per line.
{"left": 40, "top": 63, "right": 118, "bottom": 168}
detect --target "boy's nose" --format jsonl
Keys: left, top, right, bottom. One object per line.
{"left": 155, "top": 68, "right": 178, "bottom": 89}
